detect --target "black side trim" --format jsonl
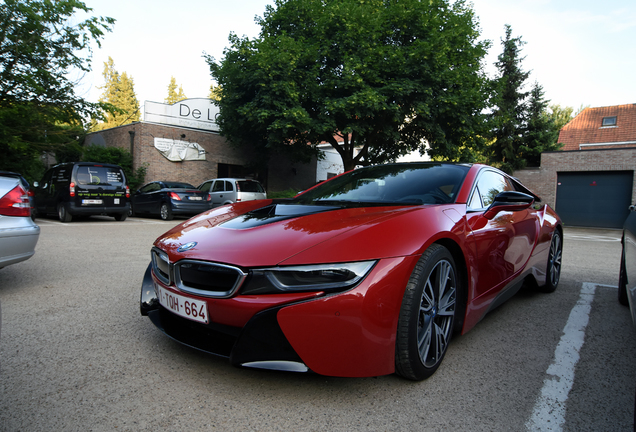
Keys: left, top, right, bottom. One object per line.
{"left": 230, "top": 306, "right": 304, "bottom": 366}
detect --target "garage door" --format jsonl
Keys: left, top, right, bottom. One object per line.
{"left": 555, "top": 171, "right": 633, "bottom": 228}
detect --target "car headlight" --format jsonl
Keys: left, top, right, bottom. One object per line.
{"left": 241, "top": 261, "right": 376, "bottom": 295}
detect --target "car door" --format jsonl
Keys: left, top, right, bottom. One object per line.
{"left": 134, "top": 183, "right": 159, "bottom": 214}
{"left": 465, "top": 169, "right": 540, "bottom": 301}
{"left": 34, "top": 168, "right": 54, "bottom": 215}
{"left": 209, "top": 180, "right": 228, "bottom": 207}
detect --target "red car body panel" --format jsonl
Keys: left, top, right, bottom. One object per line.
{"left": 143, "top": 163, "right": 562, "bottom": 378}
{"left": 277, "top": 256, "right": 417, "bottom": 377}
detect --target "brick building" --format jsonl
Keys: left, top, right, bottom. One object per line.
{"left": 514, "top": 104, "right": 636, "bottom": 228}
{"left": 85, "top": 98, "right": 331, "bottom": 193}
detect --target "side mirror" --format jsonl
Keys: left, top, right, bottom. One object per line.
{"left": 484, "top": 191, "right": 534, "bottom": 220}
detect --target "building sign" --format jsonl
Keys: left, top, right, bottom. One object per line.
{"left": 154, "top": 138, "right": 206, "bottom": 162}
{"left": 144, "top": 98, "right": 220, "bottom": 132}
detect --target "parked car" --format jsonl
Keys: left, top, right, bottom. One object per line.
{"left": 0, "top": 173, "right": 40, "bottom": 269}
{"left": 34, "top": 162, "right": 130, "bottom": 222}
{"left": 140, "top": 162, "right": 562, "bottom": 380}
{"left": 0, "top": 171, "right": 35, "bottom": 220}
{"left": 618, "top": 205, "right": 636, "bottom": 325}
{"left": 131, "top": 181, "right": 211, "bottom": 220}
{"left": 197, "top": 178, "right": 266, "bottom": 208}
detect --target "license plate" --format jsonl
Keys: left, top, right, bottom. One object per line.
{"left": 188, "top": 196, "right": 202, "bottom": 201}
{"left": 156, "top": 284, "right": 209, "bottom": 324}
{"left": 82, "top": 199, "right": 103, "bottom": 205}
{"left": 114, "top": 198, "right": 120, "bottom": 204}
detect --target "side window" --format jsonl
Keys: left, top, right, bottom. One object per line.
{"left": 199, "top": 181, "right": 211, "bottom": 193}
{"left": 140, "top": 183, "right": 158, "bottom": 193}
{"left": 225, "top": 181, "right": 233, "bottom": 192}
{"left": 212, "top": 181, "right": 225, "bottom": 192}
{"left": 468, "top": 188, "right": 483, "bottom": 209}
{"left": 470, "top": 171, "right": 514, "bottom": 209}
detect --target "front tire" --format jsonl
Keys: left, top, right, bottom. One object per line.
{"left": 160, "top": 203, "right": 173, "bottom": 221}
{"left": 396, "top": 244, "right": 458, "bottom": 381}
{"left": 57, "top": 203, "right": 72, "bottom": 222}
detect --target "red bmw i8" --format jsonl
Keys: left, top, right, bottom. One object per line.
{"left": 140, "top": 162, "right": 562, "bottom": 380}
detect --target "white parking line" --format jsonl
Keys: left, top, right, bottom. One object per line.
{"left": 526, "top": 282, "right": 602, "bottom": 431}
{"left": 564, "top": 234, "right": 620, "bottom": 242}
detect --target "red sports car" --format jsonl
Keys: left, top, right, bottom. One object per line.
{"left": 140, "top": 163, "right": 562, "bottom": 380}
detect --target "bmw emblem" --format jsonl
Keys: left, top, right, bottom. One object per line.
{"left": 177, "top": 241, "right": 198, "bottom": 252}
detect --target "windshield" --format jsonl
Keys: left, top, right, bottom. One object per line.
{"left": 293, "top": 163, "right": 470, "bottom": 206}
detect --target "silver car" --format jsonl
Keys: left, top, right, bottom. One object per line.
{"left": 0, "top": 174, "right": 40, "bottom": 269}
{"left": 197, "top": 178, "right": 267, "bottom": 208}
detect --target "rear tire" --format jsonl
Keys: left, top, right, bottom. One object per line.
{"left": 57, "top": 203, "right": 72, "bottom": 222}
{"left": 114, "top": 213, "right": 127, "bottom": 222}
{"left": 160, "top": 203, "right": 173, "bottom": 221}
{"left": 395, "top": 244, "right": 458, "bottom": 381}
{"left": 538, "top": 230, "right": 562, "bottom": 293}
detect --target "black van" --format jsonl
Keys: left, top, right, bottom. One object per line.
{"left": 34, "top": 162, "right": 130, "bottom": 222}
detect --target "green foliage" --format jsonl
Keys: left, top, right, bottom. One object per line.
{"left": 487, "top": 25, "right": 530, "bottom": 172}
{"left": 549, "top": 104, "right": 575, "bottom": 131}
{"left": 519, "top": 83, "right": 562, "bottom": 167}
{"left": 0, "top": 0, "right": 114, "bottom": 176}
{"left": 82, "top": 145, "right": 147, "bottom": 190}
{"left": 486, "top": 25, "right": 570, "bottom": 172}
{"left": 208, "top": 85, "right": 222, "bottom": 101}
{"left": 208, "top": 0, "right": 490, "bottom": 171}
{"left": 165, "top": 77, "right": 187, "bottom": 104}
{"left": 92, "top": 57, "right": 140, "bottom": 131}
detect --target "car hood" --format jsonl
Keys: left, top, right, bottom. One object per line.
{"left": 153, "top": 200, "right": 447, "bottom": 267}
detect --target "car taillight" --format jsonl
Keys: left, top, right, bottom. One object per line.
{"left": 206, "top": 194, "right": 211, "bottom": 201}
{"left": 69, "top": 182, "right": 76, "bottom": 197}
{"left": 0, "top": 185, "right": 31, "bottom": 217}
{"left": 125, "top": 185, "right": 130, "bottom": 198}
{"left": 169, "top": 192, "right": 181, "bottom": 200}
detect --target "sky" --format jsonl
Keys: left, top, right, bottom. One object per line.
{"left": 79, "top": 0, "right": 636, "bottom": 114}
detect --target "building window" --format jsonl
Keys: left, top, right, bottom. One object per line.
{"left": 602, "top": 116, "right": 617, "bottom": 127}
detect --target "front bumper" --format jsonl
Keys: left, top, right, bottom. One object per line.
{"left": 140, "top": 255, "right": 418, "bottom": 377}
{"left": 140, "top": 263, "right": 308, "bottom": 372}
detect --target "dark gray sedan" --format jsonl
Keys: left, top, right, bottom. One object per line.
{"left": 130, "top": 181, "right": 211, "bottom": 220}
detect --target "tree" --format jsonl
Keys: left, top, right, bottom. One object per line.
{"left": 549, "top": 104, "right": 575, "bottom": 131}
{"left": 0, "top": 0, "right": 114, "bottom": 178}
{"left": 208, "top": 0, "right": 490, "bottom": 171}
{"left": 92, "top": 57, "right": 140, "bottom": 131}
{"left": 518, "top": 82, "right": 561, "bottom": 167}
{"left": 487, "top": 25, "right": 530, "bottom": 172}
{"left": 165, "top": 76, "right": 187, "bottom": 104}
{"left": 209, "top": 84, "right": 222, "bottom": 101}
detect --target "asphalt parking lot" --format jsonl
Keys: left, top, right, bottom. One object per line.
{"left": 1, "top": 217, "right": 635, "bottom": 431}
